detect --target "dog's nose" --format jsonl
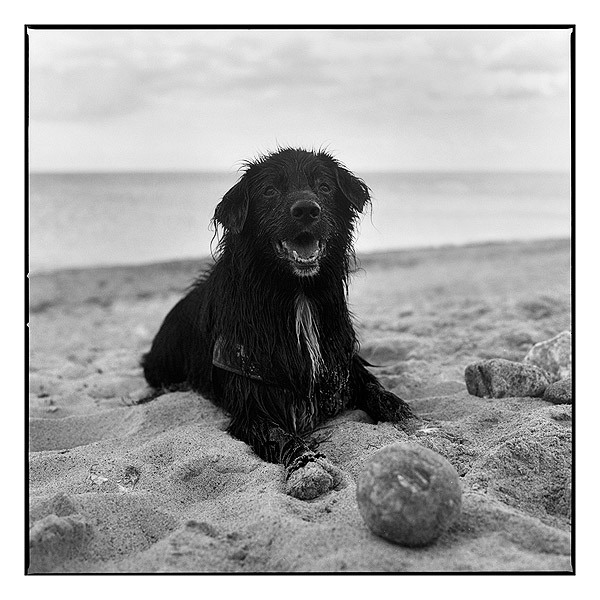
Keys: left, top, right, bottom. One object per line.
{"left": 290, "top": 199, "right": 321, "bottom": 224}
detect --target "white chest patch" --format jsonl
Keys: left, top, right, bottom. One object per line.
{"left": 294, "top": 294, "right": 322, "bottom": 382}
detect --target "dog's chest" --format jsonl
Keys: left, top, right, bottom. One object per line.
{"left": 294, "top": 294, "right": 323, "bottom": 382}
{"left": 295, "top": 294, "right": 352, "bottom": 416}
{"left": 212, "top": 292, "right": 352, "bottom": 412}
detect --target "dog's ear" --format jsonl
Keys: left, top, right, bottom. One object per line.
{"left": 318, "top": 152, "right": 371, "bottom": 213}
{"left": 213, "top": 178, "right": 249, "bottom": 234}
{"left": 334, "top": 165, "right": 371, "bottom": 213}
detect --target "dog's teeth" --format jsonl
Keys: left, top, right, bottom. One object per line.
{"left": 278, "top": 239, "right": 324, "bottom": 267}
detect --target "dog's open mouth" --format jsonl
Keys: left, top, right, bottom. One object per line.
{"left": 276, "top": 233, "right": 325, "bottom": 276}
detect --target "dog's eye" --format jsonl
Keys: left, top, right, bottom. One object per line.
{"left": 318, "top": 183, "right": 331, "bottom": 194}
{"left": 263, "top": 186, "right": 278, "bottom": 198}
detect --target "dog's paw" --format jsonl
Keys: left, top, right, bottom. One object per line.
{"left": 285, "top": 455, "right": 344, "bottom": 500}
{"left": 365, "top": 383, "right": 413, "bottom": 423}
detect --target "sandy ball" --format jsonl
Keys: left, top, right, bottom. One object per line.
{"left": 356, "top": 443, "right": 462, "bottom": 547}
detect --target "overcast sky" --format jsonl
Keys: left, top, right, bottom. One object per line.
{"left": 28, "top": 27, "right": 571, "bottom": 172}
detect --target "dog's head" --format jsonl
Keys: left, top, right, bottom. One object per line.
{"left": 213, "top": 148, "right": 370, "bottom": 278}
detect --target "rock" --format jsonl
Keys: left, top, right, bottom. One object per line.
{"left": 548, "top": 404, "right": 572, "bottom": 421}
{"left": 48, "top": 492, "right": 78, "bottom": 517}
{"left": 543, "top": 377, "right": 572, "bottom": 405}
{"left": 356, "top": 443, "right": 462, "bottom": 547}
{"left": 524, "top": 331, "right": 571, "bottom": 382}
{"left": 465, "top": 358, "right": 549, "bottom": 398}
{"left": 185, "top": 520, "right": 218, "bottom": 537}
{"left": 29, "top": 513, "right": 92, "bottom": 572}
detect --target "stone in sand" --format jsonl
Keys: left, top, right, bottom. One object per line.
{"left": 543, "top": 377, "right": 572, "bottom": 405}
{"left": 356, "top": 443, "right": 462, "bottom": 547}
{"left": 465, "top": 358, "right": 549, "bottom": 398}
{"left": 29, "top": 513, "right": 92, "bottom": 572}
{"left": 524, "top": 331, "right": 572, "bottom": 382}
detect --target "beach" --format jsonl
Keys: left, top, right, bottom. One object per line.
{"left": 28, "top": 238, "right": 572, "bottom": 573}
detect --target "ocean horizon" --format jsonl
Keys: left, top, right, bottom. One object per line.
{"left": 28, "top": 170, "right": 571, "bottom": 274}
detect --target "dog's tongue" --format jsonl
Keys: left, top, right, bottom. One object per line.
{"left": 288, "top": 238, "right": 320, "bottom": 259}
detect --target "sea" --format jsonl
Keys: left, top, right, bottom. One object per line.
{"left": 28, "top": 171, "right": 571, "bottom": 274}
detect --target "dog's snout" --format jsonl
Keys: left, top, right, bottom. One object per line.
{"left": 290, "top": 199, "right": 321, "bottom": 224}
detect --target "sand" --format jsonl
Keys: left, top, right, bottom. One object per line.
{"left": 27, "top": 238, "right": 572, "bottom": 573}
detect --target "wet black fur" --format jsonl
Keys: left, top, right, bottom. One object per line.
{"left": 142, "top": 148, "right": 412, "bottom": 478}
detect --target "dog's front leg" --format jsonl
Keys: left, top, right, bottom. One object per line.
{"left": 228, "top": 416, "right": 343, "bottom": 500}
{"left": 350, "top": 355, "right": 414, "bottom": 423}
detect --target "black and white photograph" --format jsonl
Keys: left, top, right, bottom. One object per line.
{"left": 26, "top": 25, "right": 573, "bottom": 574}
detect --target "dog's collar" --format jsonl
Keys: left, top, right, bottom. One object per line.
{"left": 212, "top": 336, "right": 353, "bottom": 399}
{"left": 213, "top": 336, "right": 281, "bottom": 386}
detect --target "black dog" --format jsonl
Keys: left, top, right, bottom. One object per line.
{"left": 142, "top": 148, "right": 412, "bottom": 499}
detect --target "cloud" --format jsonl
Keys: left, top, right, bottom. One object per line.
{"left": 30, "top": 62, "right": 144, "bottom": 120}
{"left": 28, "top": 28, "right": 571, "bottom": 123}
{"left": 29, "top": 31, "right": 167, "bottom": 120}
{"left": 27, "top": 28, "right": 572, "bottom": 172}
{"left": 211, "top": 38, "right": 333, "bottom": 92}
{"left": 486, "top": 30, "right": 571, "bottom": 74}
{"left": 488, "top": 70, "right": 570, "bottom": 99}
{"left": 29, "top": 31, "right": 337, "bottom": 120}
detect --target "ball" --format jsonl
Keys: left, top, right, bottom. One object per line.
{"left": 356, "top": 443, "right": 462, "bottom": 547}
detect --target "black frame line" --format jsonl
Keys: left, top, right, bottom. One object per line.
{"left": 24, "top": 23, "right": 575, "bottom": 576}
